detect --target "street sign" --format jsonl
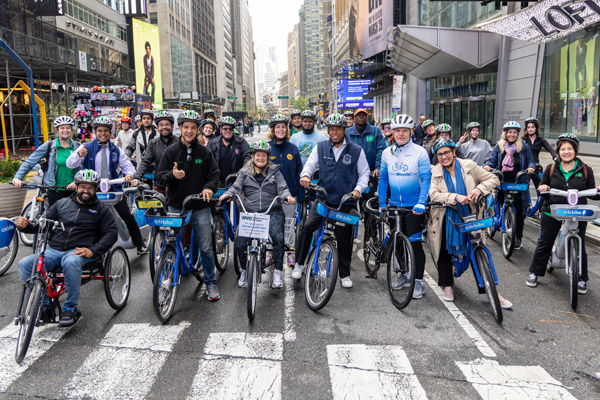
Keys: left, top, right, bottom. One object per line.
{"left": 179, "top": 92, "right": 192, "bottom": 100}
{"left": 227, "top": 96, "right": 238, "bottom": 100}
{"left": 278, "top": 96, "right": 289, "bottom": 99}
{"left": 192, "top": 91, "right": 198, "bottom": 100}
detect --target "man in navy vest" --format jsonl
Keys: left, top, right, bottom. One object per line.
{"left": 292, "top": 113, "right": 370, "bottom": 288}
{"left": 67, "top": 116, "right": 147, "bottom": 254}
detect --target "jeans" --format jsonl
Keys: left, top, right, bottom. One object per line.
{"left": 236, "top": 208, "right": 285, "bottom": 271}
{"left": 169, "top": 207, "right": 216, "bottom": 284}
{"left": 18, "top": 247, "right": 98, "bottom": 310}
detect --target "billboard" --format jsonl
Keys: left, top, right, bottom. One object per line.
{"left": 349, "top": 0, "right": 394, "bottom": 59}
{"left": 133, "top": 19, "right": 162, "bottom": 108}
{"left": 337, "top": 79, "right": 374, "bottom": 109}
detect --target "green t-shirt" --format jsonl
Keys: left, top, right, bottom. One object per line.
{"left": 544, "top": 160, "right": 579, "bottom": 217}
{"left": 54, "top": 139, "right": 76, "bottom": 189}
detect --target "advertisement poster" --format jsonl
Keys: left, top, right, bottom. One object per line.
{"left": 349, "top": 0, "right": 394, "bottom": 59}
{"left": 392, "top": 75, "right": 403, "bottom": 110}
{"left": 336, "top": 79, "right": 374, "bottom": 109}
{"left": 133, "top": 19, "right": 162, "bottom": 108}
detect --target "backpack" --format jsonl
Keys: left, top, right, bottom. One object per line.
{"left": 549, "top": 163, "right": 587, "bottom": 181}
{"left": 38, "top": 141, "right": 53, "bottom": 173}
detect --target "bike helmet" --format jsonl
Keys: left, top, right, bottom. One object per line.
{"left": 325, "top": 113, "right": 347, "bottom": 128}
{"left": 390, "top": 114, "right": 414, "bottom": 130}
{"left": 556, "top": 133, "right": 579, "bottom": 152}
{"left": 343, "top": 110, "right": 354, "bottom": 118}
{"left": 177, "top": 110, "right": 201, "bottom": 126}
{"left": 249, "top": 140, "right": 271, "bottom": 154}
{"left": 269, "top": 114, "right": 289, "bottom": 128}
{"left": 92, "top": 116, "right": 113, "bottom": 130}
{"left": 134, "top": 114, "right": 141, "bottom": 123}
{"left": 381, "top": 118, "right": 392, "bottom": 127}
{"left": 437, "top": 123, "right": 451, "bottom": 134}
{"left": 503, "top": 120, "right": 521, "bottom": 132}
{"left": 432, "top": 137, "right": 456, "bottom": 153}
{"left": 219, "top": 115, "right": 236, "bottom": 128}
{"left": 74, "top": 169, "right": 100, "bottom": 186}
{"left": 121, "top": 117, "right": 132, "bottom": 124}
{"left": 154, "top": 110, "right": 174, "bottom": 124}
{"left": 139, "top": 109, "right": 154, "bottom": 120}
{"left": 53, "top": 115, "right": 74, "bottom": 128}
{"left": 421, "top": 119, "right": 435, "bottom": 129}
{"left": 300, "top": 110, "right": 316, "bottom": 121}
{"left": 524, "top": 117, "right": 539, "bottom": 128}
{"left": 290, "top": 109, "right": 302, "bottom": 118}
{"left": 203, "top": 109, "right": 215, "bottom": 119}
{"left": 200, "top": 119, "right": 217, "bottom": 131}
{"left": 466, "top": 121, "right": 481, "bottom": 131}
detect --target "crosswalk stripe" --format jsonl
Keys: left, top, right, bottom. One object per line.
{"left": 0, "top": 323, "right": 71, "bottom": 392}
{"left": 188, "top": 332, "right": 283, "bottom": 399}
{"left": 64, "top": 322, "right": 190, "bottom": 400}
{"left": 457, "top": 358, "right": 577, "bottom": 399}
{"left": 327, "top": 344, "right": 428, "bottom": 399}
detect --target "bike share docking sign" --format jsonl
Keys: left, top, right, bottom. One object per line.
{"left": 239, "top": 213, "right": 270, "bottom": 239}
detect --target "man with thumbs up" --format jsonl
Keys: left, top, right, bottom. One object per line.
{"left": 157, "top": 110, "right": 221, "bottom": 301}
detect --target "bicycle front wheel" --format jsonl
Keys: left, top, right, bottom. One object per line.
{"left": 475, "top": 247, "right": 502, "bottom": 323}
{"left": 19, "top": 201, "right": 39, "bottom": 247}
{"left": 387, "top": 234, "right": 416, "bottom": 310}
{"left": 148, "top": 229, "right": 165, "bottom": 283}
{"left": 568, "top": 237, "right": 579, "bottom": 310}
{"left": 15, "top": 279, "right": 44, "bottom": 363}
{"left": 363, "top": 214, "right": 379, "bottom": 276}
{"left": 502, "top": 206, "right": 516, "bottom": 259}
{"left": 0, "top": 228, "right": 19, "bottom": 276}
{"left": 153, "top": 245, "right": 179, "bottom": 324}
{"left": 246, "top": 253, "right": 259, "bottom": 321}
{"left": 304, "top": 238, "right": 338, "bottom": 311}
{"left": 213, "top": 214, "right": 229, "bottom": 272}
{"left": 104, "top": 247, "right": 131, "bottom": 311}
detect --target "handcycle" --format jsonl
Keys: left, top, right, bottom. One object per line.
{"left": 14, "top": 212, "right": 131, "bottom": 363}
{"left": 544, "top": 188, "right": 599, "bottom": 310}
{"left": 212, "top": 173, "right": 239, "bottom": 273}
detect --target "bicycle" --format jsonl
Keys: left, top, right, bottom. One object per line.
{"left": 14, "top": 213, "right": 131, "bottom": 363}
{"left": 0, "top": 217, "right": 19, "bottom": 277}
{"left": 134, "top": 189, "right": 168, "bottom": 282}
{"left": 544, "top": 188, "right": 599, "bottom": 310}
{"left": 362, "top": 196, "right": 390, "bottom": 278}
{"left": 212, "top": 173, "right": 239, "bottom": 273}
{"left": 524, "top": 164, "right": 544, "bottom": 219}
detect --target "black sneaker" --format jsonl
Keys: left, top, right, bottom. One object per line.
{"left": 39, "top": 307, "right": 55, "bottom": 324}
{"left": 59, "top": 308, "right": 81, "bottom": 327}
{"left": 514, "top": 238, "right": 522, "bottom": 250}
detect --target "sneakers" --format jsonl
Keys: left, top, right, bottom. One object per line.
{"left": 137, "top": 244, "right": 149, "bottom": 255}
{"left": 340, "top": 276, "right": 353, "bottom": 288}
{"left": 442, "top": 286, "right": 454, "bottom": 302}
{"left": 265, "top": 251, "right": 273, "bottom": 266}
{"left": 59, "top": 308, "right": 81, "bottom": 327}
{"left": 272, "top": 269, "right": 283, "bottom": 289}
{"left": 238, "top": 269, "right": 247, "bottom": 288}
{"left": 578, "top": 281, "right": 587, "bottom": 294}
{"left": 291, "top": 264, "right": 304, "bottom": 280}
{"left": 286, "top": 252, "right": 296, "bottom": 267}
{"left": 391, "top": 273, "right": 411, "bottom": 290}
{"left": 499, "top": 294, "right": 513, "bottom": 309}
{"left": 206, "top": 283, "right": 221, "bottom": 301}
{"left": 412, "top": 280, "right": 425, "bottom": 299}
{"left": 514, "top": 238, "right": 522, "bottom": 250}
{"left": 526, "top": 273, "right": 538, "bottom": 287}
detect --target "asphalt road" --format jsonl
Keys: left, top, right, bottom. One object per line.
{"left": 0, "top": 129, "right": 599, "bottom": 399}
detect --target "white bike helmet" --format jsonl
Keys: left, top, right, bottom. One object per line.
{"left": 390, "top": 114, "right": 414, "bottom": 130}
{"left": 53, "top": 115, "right": 74, "bottom": 128}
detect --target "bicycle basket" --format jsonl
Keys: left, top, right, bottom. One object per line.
{"left": 316, "top": 202, "right": 360, "bottom": 225}
{"left": 500, "top": 183, "right": 528, "bottom": 192}
{"left": 455, "top": 217, "right": 493, "bottom": 233}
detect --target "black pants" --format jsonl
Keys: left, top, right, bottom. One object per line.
{"left": 393, "top": 212, "right": 426, "bottom": 280}
{"left": 497, "top": 191, "right": 525, "bottom": 240}
{"left": 296, "top": 201, "right": 355, "bottom": 279}
{"left": 114, "top": 198, "right": 144, "bottom": 249}
{"left": 437, "top": 220, "right": 455, "bottom": 287}
{"left": 530, "top": 213, "right": 589, "bottom": 281}
{"left": 47, "top": 189, "right": 73, "bottom": 207}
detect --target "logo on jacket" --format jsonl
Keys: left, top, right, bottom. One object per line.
{"left": 392, "top": 162, "right": 409, "bottom": 172}
{"left": 342, "top": 154, "right": 352, "bottom": 165}
{"left": 287, "top": 154, "right": 293, "bottom": 160}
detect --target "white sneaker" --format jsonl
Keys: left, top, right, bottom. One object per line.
{"left": 291, "top": 264, "right": 304, "bottom": 280}
{"left": 238, "top": 269, "right": 247, "bottom": 288}
{"left": 340, "top": 276, "right": 353, "bottom": 288}
{"left": 272, "top": 269, "right": 283, "bottom": 289}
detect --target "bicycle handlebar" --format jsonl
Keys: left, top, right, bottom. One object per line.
{"left": 234, "top": 193, "right": 285, "bottom": 215}
{"left": 491, "top": 169, "right": 532, "bottom": 183}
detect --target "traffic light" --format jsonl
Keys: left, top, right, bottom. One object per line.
{"left": 270, "top": 96, "right": 273, "bottom": 102}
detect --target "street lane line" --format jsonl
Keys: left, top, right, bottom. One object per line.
{"left": 457, "top": 358, "right": 576, "bottom": 399}
{"left": 423, "top": 271, "right": 497, "bottom": 358}
{"left": 283, "top": 266, "right": 296, "bottom": 341}
{"left": 188, "top": 332, "right": 283, "bottom": 400}
{"left": 0, "top": 323, "right": 71, "bottom": 392}
{"left": 65, "top": 321, "right": 190, "bottom": 400}
{"left": 327, "top": 344, "right": 428, "bottom": 399}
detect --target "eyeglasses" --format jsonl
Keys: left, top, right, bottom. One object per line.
{"left": 187, "top": 147, "right": 192, "bottom": 161}
{"left": 383, "top": 126, "right": 391, "bottom": 130}
{"left": 436, "top": 150, "right": 453, "bottom": 159}
{"left": 221, "top": 127, "right": 233, "bottom": 132}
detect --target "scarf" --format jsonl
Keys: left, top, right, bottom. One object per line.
{"left": 502, "top": 142, "right": 517, "bottom": 172}
{"left": 443, "top": 160, "right": 469, "bottom": 258}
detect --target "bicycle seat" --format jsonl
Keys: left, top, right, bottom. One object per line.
{"left": 181, "top": 194, "right": 207, "bottom": 211}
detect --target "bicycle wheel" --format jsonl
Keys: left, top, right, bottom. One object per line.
{"left": 502, "top": 206, "right": 516, "bottom": 259}
{"left": 15, "top": 280, "right": 44, "bottom": 363}
{"left": 568, "top": 237, "right": 579, "bottom": 310}
{"left": 304, "top": 238, "right": 338, "bottom": 311}
{"left": 19, "top": 201, "right": 40, "bottom": 247}
{"left": 387, "top": 234, "right": 416, "bottom": 310}
{"left": 363, "top": 214, "right": 379, "bottom": 276}
{"left": 246, "top": 253, "right": 259, "bottom": 321}
{"left": 475, "top": 247, "right": 502, "bottom": 323}
{"left": 148, "top": 229, "right": 165, "bottom": 283}
{"left": 0, "top": 229, "right": 19, "bottom": 276}
{"left": 104, "top": 247, "right": 131, "bottom": 311}
{"left": 213, "top": 214, "right": 229, "bottom": 272}
{"left": 153, "top": 245, "right": 179, "bottom": 324}
{"left": 486, "top": 204, "right": 497, "bottom": 240}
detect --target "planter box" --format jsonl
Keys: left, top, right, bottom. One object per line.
{"left": 0, "top": 183, "right": 27, "bottom": 218}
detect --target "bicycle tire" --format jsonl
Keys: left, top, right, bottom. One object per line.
{"left": 246, "top": 253, "right": 259, "bottom": 321}
{"left": 153, "top": 245, "right": 179, "bottom": 324}
{"left": 148, "top": 229, "right": 164, "bottom": 283}
{"left": 502, "top": 206, "right": 516, "bottom": 259}
{"left": 568, "top": 237, "right": 579, "bottom": 310}
{"left": 15, "top": 280, "right": 44, "bottom": 363}
{"left": 19, "top": 201, "right": 41, "bottom": 247}
{"left": 213, "top": 214, "right": 228, "bottom": 272}
{"left": 363, "top": 214, "right": 379, "bottom": 276}
{"left": 475, "top": 247, "right": 502, "bottom": 323}
{"left": 486, "top": 204, "right": 497, "bottom": 240}
{"left": 387, "top": 234, "right": 416, "bottom": 310}
{"left": 233, "top": 229, "right": 241, "bottom": 276}
{"left": 304, "top": 238, "right": 338, "bottom": 311}
{"left": 104, "top": 247, "right": 131, "bottom": 311}
{"left": 0, "top": 229, "right": 19, "bottom": 276}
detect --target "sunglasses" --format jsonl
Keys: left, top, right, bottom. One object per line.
{"left": 221, "top": 127, "right": 233, "bottom": 132}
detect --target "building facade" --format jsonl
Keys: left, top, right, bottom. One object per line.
{"left": 214, "top": 0, "right": 235, "bottom": 111}
{"left": 231, "top": 0, "right": 257, "bottom": 112}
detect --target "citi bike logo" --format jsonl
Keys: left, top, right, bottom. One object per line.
{"left": 332, "top": 212, "right": 353, "bottom": 223}
{"left": 1, "top": 224, "right": 15, "bottom": 233}
{"left": 557, "top": 209, "right": 593, "bottom": 217}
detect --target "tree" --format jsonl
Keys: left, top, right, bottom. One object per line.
{"left": 290, "top": 96, "right": 308, "bottom": 111}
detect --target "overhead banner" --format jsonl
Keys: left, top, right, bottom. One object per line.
{"left": 133, "top": 19, "right": 162, "bottom": 108}
{"left": 392, "top": 75, "right": 403, "bottom": 110}
{"left": 479, "top": 0, "right": 600, "bottom": 44}
{"left": 349, "top": 0, "right": 394, "bottom": 59}
{"left": 336, "top": 79, "right": 374, "bottom": 109}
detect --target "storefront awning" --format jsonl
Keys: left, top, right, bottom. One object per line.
{"left": 386, "top": 25, "right": 500, "bottom": 79}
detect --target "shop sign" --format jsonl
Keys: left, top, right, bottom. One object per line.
{"left": 392, "top": 75, "right": 402, "bottom": 110}
{"left": 438, "top": 81, "right": 490, "bottom": 99}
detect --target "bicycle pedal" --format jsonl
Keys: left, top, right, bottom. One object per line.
{"left": 365, "top": 274, "right": 378, "bottom": 279}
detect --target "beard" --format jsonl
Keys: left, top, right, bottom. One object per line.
{"left": 76, "top": 192, "right": 95, "bottom": 204}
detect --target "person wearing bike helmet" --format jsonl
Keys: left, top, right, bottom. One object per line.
{"left": 207, "top": 116, "right": 251, "bottom": 186}
{"left": 381, "top": 118, "right": 393, "bottom": 145}
{"left": 420, "top": 119, "right": 437, "bottom": 160}
{"left": 379, "top": 114, "right": 431, "bottom": 299}
{"left": 343, "top": 110, "right": 355, "bottom": 127}
{"left": 15, "top": 169, "right": 118, "bottom": 327}
{"left": 134, "top": 114, "right": 142, "bottom": 130}
{"left": 528, "top": 133, "right": 600, "bottom": 294}
{"left": 13, "top": 116, "right": 82, "bottom": 206}
{"left": 290, "top": 110, "right": 328, "bottom": 165}
{"left": 456, "top": 121, "right": 491, "bottom": 167}
{"left": 199, "top": 119, "right": 218, "bottom": 145}
{"left": 427, "top": 123, "right": 452, "bottom": 165}
{"left": 428, "top": 138, "right": 512, "bottom": 308}
{"left": 293, "top": 113, "right": 370, "bottom": 288}
{"left": 203, "top": 109, "right": 220, "bottom": 137}
{"left": 127, "top": 109, "right": 158, "bottom": 166}
{"left": 289, "top": 110, "right": 303, "bottom": 134}
{"left": 522, "top": 117, "right": 556, "bottom": 188}
{"left": 219, "top": 141, "right": 295, "bottom": 289}
{"left": 484, "top": 121, "right": 535, "bottom": 250}
{"left": 157, "top": 110, "right": 221, "bottom": 301}
{"left": 116, "top": 116, "right": 134, "bottom": 154}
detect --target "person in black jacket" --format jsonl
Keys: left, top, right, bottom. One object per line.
{"left": 522, "top": 117, "right": 557, "bottom": 188}
{"left": 156, "top": 110, "right": 221, "bottom": 301}
{"left": 527, "top": 133, "right": 600, "bottom": 294}
{"left": 207, "top": 116, "right": 251, "bottom": 185}
{"left": 16, "top": 169, "right": 118, "bottom": 327}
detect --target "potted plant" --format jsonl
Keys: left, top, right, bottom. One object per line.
{"left": 0, "top": 160, "right": 27, "bottom": 218}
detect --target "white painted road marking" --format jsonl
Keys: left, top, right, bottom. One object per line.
{"left": 0, "top": 323, "right": 71, "bottom": 392}
{"left": 327, "top": 344, "right": 428, "bottom": 400}
{"left": 457, "top": 358, "right": 577, "bottom": 399}
{"left": 423, "top": 271, "right": 497, "bottom": 358}
{"left": 65, "top": 322, "right": 190, "bottom": 400}
{"left": 188, "top": 332, "right": 283, "bottom": 400}
{"left": 283, "top": 267, "right": 296, "bottom": 341}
